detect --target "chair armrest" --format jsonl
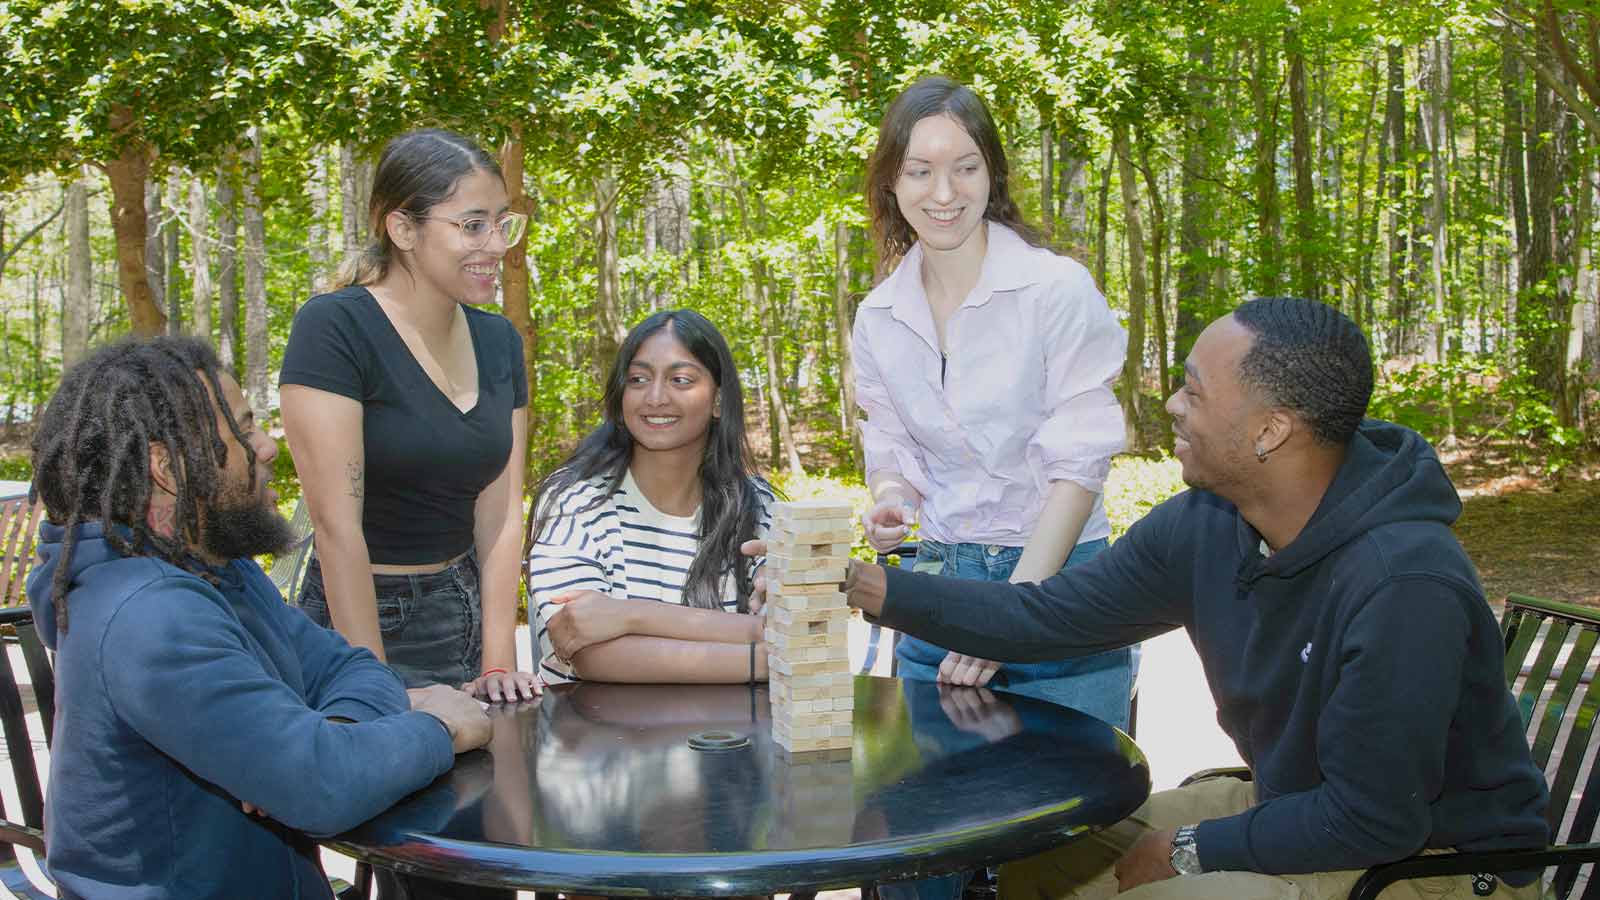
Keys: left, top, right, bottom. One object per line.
{"left": 1348, "top": 844, "right": 1597, "bottom": 900}
{"left": 0, "top": 818, "right": 45, "bottom": 854}
{"left": 1178, "top": 766, "right": 1252, "bottom": 788}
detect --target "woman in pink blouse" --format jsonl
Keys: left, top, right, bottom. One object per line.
{"left": 854, "top": 75, "right": 1133, "bottom": 728}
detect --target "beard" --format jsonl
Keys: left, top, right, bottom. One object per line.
{"left": 200, "top": 482, "right": 295, "bottom": 561}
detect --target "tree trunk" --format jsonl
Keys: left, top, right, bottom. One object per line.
{"left": 188, "top": 174, "right": 213, "bottom": 346}
{"left": 1135, "top": 134, "right": 1169, "bottom": 398}
{"left": 763, "top": 329, "right": 804, "bottom": 474}
{"left": 1094, "top": 149, "right": 1112, "bottom": 289}
{"left": 1286, "top": 25, "right": 1318, "bottom": 301}
{"left": 642, "top": 179, "right": 661, "bottom": 310}
{"left": 104, "top": 117, "right": 165, "bottom": 335}
{"left": 593, "top": 174, "right": 625, "bottom": 375}
{"left": 64, "top": 173, "right": 92, "bottom": 366}
{"left": 499, "top": 134, "right": 540, "bottom": 464}
{"left": 1420, "top": 31, "right": 1454, "bottom": 442}
{"left": 833, "top": 219, "right": 861, "bottom": 469}
{"left": 241, "top": 127, "right": 270, "bottom": 417}
{"left": 1501, "top": 29, "right": 1531, "bottom": 372}
{"left": 1383, "top": 44, "right": 1410, "bottom": 351}
{"left": 1353, "top": 54, "right": 1381, "bottom": 334}
{"left": 215, "top": 158, "right": 239, "bottom": 371}
{"left": 1058, "top": 150, "right": 1089, "bottom": 254}
{"left": 1583, "top": 172, "right": 1599, "bottom": 393}
{"left": 1175, "top": 27, "right": 1215, "bottom": 365}
{"left": 1251, "top": 38, "right": 1284, "bottom": 295}
{"left": 340, "top": 143, "right": 371, "bottom": 257}
{"left": 165, "top": 170, "right": 182, "bottom": 332}
{"left": 145, "top": 176, "right": 168, "bottom": 331}
{"left": 1040, "top": 104, "right": 1055, "bottom": 241}
{"left": 309, "top": 149, "right": 330, "bottom": 294}
{"left": 1115, "top": 123, "right": 1147, "bottom": 451}
{"left": 1521, "top": 44, "right": 1560, "bottom": 410}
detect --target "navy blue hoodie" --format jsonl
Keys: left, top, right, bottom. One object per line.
{"left": 27, "top": 522, "right": 455, "bottom": 899}
{"left": 877, "top": 420, "right": 1549, "bottom": 876}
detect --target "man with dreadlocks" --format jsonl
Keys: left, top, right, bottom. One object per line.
{"left": 749, "top": 298, "right": 1550, "bottom": 900}
{"left": 26, "top": 336, "right": 492, "bottom": 900}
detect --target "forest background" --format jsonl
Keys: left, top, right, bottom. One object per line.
{"left": 0, "top": 0, "right": 1596, "bottom": 602}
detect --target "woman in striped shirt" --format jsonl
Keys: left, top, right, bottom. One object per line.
{"left": 529, "top": 310, "right": 774, "bottom": 684}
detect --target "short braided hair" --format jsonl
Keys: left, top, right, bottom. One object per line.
{"left": 1232, "top": 297, "right": 1373, "bottom": 447}
{"left": 29, "top": 336, "right": 255, "bottom": 632}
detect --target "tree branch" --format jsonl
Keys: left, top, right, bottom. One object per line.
{"left": 1539, "top": 0, "right": 1600, "bottom": 113}
{"left": 0, "top": 200, "right": 66, "bottom": 281}
{"left": 1517, "top": 39, "right": 1600, "bottom": 136}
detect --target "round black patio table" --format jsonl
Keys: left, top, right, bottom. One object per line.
{"left": 330, "top": 675, "right": 1150, "bottom": 894}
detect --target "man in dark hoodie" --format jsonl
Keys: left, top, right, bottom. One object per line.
{"left": 735, "top": 298, "right": 1547, "bottom": 898}
{"left": 26, "top": 336, "right": 493, "bottom": 900}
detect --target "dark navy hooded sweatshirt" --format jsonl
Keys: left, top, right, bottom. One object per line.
{"left": 27, "top": 521, "right": 455, "bottom": 899}
{"left": 877, "top": 419, "right": 1549, "bottom": 876}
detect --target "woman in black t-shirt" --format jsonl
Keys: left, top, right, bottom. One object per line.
{"left": 280, "top": 129, "right": 539, "bottom": 705}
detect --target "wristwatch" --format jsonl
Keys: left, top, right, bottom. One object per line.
{"left": 1170, "top": 824, "right": 1202, "bottom": 876}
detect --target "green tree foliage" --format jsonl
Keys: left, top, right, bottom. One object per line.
{"left": 0, "top": 0, "right": 1595, "bottom": 479}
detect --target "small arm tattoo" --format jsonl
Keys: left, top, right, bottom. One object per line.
{"left": 346, "top": 460, "right": 364, "bottom": 500}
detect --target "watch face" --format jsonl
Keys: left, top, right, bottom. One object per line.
{"left": 1171, "top": 834, "right": 1201, "bottom": 875}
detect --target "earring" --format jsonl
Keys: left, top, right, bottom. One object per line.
{"left": 1255, "top": 445, "right": 1268, "bottom": 462}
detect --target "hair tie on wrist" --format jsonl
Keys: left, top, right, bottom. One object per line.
{"left": 482, "top": 667, "right": 508, "bottom": 678}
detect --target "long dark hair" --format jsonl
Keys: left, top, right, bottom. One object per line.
{"left": 864, "top": 75, "right": 1041, "bottom": 269}
{"left": 533, "top": 310, "right": 766, "bottom": 611}
{"left": 334, "top": 128, "right": 503, "bottom": 288}
{"left": 30, "top": 337, "right": 255, "bottom": 631}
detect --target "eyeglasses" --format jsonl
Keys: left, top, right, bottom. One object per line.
{"left": 410, "top": 211, "right": 529, "bottom": 250}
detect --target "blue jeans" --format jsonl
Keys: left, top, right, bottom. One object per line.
{"left": 881, "top": 539, "right": 1135, "bottom": 900}
{"left": 298, "top": 550, "right": 483, "bottom": 688}
{"left": 894, "top": 538, "right": 1134, "bottom": 730}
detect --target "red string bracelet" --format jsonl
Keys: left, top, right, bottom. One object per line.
{"left": 481, "top": 667, "right": 509, "bottom": 678}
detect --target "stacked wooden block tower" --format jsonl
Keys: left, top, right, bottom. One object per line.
{"left": 765, "top": 500, "right": 855, "bottom": 753}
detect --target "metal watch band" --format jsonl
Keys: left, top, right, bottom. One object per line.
{"left": 1170, "top": 824, "right": 1203, "bottom": 876}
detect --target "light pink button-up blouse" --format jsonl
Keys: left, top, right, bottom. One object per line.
{"left": 851, "top": 222, "right": 1128, "bottom": 547}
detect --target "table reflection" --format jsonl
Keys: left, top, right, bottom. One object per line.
{"left": 334, "top": 676, "right": 1149, "bottom": 895}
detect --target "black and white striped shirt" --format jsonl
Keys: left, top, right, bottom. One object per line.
{"left": 528, "top": 470, "right": 773, "bottom": 683}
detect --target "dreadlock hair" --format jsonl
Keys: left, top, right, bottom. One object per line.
{"left": 532, "top": 310, "right": 770, "bottom": 612}
{"left": 1232, "top": 297, "right": 1374, "bottom": 447}
{"left": 29, "top": 336, "right": 257, "bottom": 632}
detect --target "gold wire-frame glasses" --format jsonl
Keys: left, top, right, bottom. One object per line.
{"left": 411, "top": 211, "right": 529, "bottom": 250}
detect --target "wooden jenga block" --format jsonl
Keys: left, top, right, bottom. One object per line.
{"left": 769, "top": 654, "right": 850, "bottom": 678}
{"left": 770, "top": 566, "right": 846, "bottom": 586}
{"left": 768, "top": 525, "right": 856, "bottom": 545}
{"left": 767, "top": 541, "right": 852, "bottom": 560}
{"left": 773, "top": 695, "right": 854, "bottom": 716}
{"left": 767, "top": 554, "right": 850, "bottom": 575}
{"left": 767, "top": 605, "right": 850, "bottom": 635}
{"left": 770, "top": 672, "right": 854, "bottom": 702}
{"left": 764, "top": 590, "right": 843, "bottom": 606}
{"left": 772, "top": 691, "right": 853, "bottom": 717}
{"left": 764, "top": 626, "right": 830, "bottom": 650}
{"left": 767, "top": 580, "right": 845, "bottom": 596}
{"left": 777, "top": 736, "right": 853, "bottom": 753}
{"left": 771, "top": 500, "right": 854, "bottom": 521}
{"left": 772, "top": 706, "right": 854, "bottom": 729}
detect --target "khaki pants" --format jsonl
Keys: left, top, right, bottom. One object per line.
{"left": 999, "top": 777, "right": 1542, "bottom": 900}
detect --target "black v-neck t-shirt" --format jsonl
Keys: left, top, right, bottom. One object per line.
{"left": 280, "top": 286, "right": 527, "bottom": 565}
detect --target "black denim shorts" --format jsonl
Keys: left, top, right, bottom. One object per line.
{"left": 298, "top": 550, "right": 483, "bottom": 689}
